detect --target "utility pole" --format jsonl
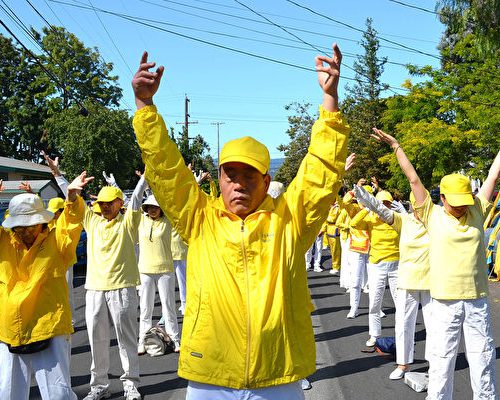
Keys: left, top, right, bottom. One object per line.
{"left": 176, "top": 94, "right": 197, "bottom": 138}
{"left": 211, "top": 121, "right": 225, "bottom": 161}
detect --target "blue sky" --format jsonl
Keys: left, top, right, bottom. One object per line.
{"left": 2, "top": 0, "right": 444, "bottom": 159}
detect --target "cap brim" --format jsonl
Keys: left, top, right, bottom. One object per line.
{"left": 97, "top": 196, "right": 119, "bottom": 203}
{"left": 2, "top": 210, "right": 54, "bottom": 228}
{"left": 219, "top": 155, "right": 267, "bottom": 174}
{"left": 445, "top": 193, "right": 474, "bottom": 207}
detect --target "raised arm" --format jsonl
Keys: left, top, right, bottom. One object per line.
{"left": 42, "top": 151, "right": 69, "bottom": 197}
{"left": 478, "top": 151, "right": 500, "bottom": 201}
{"left": 371, "top": 128, "right": 427, "bottom": 206}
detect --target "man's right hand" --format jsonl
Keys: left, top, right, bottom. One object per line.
{"left": 132, "top": 51, "right": 164, "bottom": 109}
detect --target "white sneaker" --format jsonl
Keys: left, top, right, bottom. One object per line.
{"left": 365, "top": 336, "right": 376, "bottom": 347}
{"left": 137, "top": 342, "right": 146, "bottom": 355}
{"left": 329, "top": 269, "right": 339, "bottom": 275}
{"left": 83, "top": 387, "right": 111, "bottom": 400}
{"left": 389, "top": 367, "right": 408, "bottom": 380}
{"left": 346, "top": 310, "right": 359, "bottom": 319}
{"left": 124, "top": 385, "right": 141, "bottom": 400}
{"left": 301, "top": 378, "right": 312, "bottom": 390}
{"left": 313, "top": 266, "right": 323, "bottom": 272}
{"left": 380, "top": 310, "right": 386, "bottom": 318}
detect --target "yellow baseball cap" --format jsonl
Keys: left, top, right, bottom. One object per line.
{"left": 440, "top": 173, "right": 474, "bottom": 206}
{"left": 376, "top": 190, "right": 393, "bottom": 203}
{"left": 219, "top": 136, "right": 270, "bottom": 174}
{"left": 47, "top": 197, "right": 65, "bottom": 213}
{"left": 96, "top": 186, "right": 123, "bottom": 202}
{"left": 363, "top": 185, "right": 374, "bottom": 194}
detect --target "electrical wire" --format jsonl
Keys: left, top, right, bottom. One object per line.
{"left": 388, "top": 0, "right": 439, "bottom": 15}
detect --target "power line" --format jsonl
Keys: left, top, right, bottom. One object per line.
{"left": 388, "top": 0, "right": 439, "bottom": 15}
{"left": 86, "top": 0, "right": 134, "bottom": 75}
{"left": 286, "top": 0, "right": 441, "bottom": 60}
{"left": 232, "top": 0, "right": 401, "bottom": 95}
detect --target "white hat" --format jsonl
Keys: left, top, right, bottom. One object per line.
{"left": 2, "top": 193, "right": 54, "bottom": 229}
{"left": 267, "top": 181, "right": 284, "bottom": 199}
{"left": 141, "top": 194, "right": 160, "bottom": 212}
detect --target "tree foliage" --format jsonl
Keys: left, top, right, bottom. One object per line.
{"left": 44, "top": 101, "right": 141, "bottom": 194}
{"left": 341, "top": 18, "right": 389, "bottom": 186}
{"left": 274, "top": 102, "right": 315, "bottom": 187}
{"left": 0, "top": 27, "right": 122, "bottom": 163}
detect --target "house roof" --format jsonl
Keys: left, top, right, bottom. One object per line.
{"left": 0, "top": 156, "right": 53, "bottom": 174}
{"left": 2, "top": 180, "right": 54, "bottom": 194}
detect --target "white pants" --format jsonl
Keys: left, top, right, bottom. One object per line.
{"left": 367, "top": 260, "right": 398, "bottom": 338}
{"left": 348, "top": 251, "right": 368, "bottom": 313}
{"left": 395, "top": 289, "right": 432, "bottom": 365}
{"left": 0, "top": 335, "right": 76, "bottom": 400}
{"left": 305, "top": 235, "right": 323, "bottom": 268}
{"left": 339, "top": 238, "right": 351, "bottom": 288}
{"left": 139, "top": 272, "right": 180, "bottom": 342}
{"left": 174, "top": 260, "right": 187, "bottom": 314}
{"left": 66, "top": 266, "right": 75, "bottom": 325}
{"left": 186, "top": 381, "right": 304, "bottom": 400}
{"left": 426, "top": 298, "right": 497, "bottom": 400}
{"left": 85, "top": 288, "right": 140, "bottom": 390}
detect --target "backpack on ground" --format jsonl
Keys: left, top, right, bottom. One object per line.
{"left": 143, "top": 326, "right": 175, "bottom": 357}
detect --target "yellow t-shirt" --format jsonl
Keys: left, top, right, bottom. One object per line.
{"left": 83, "top": 206, "right": 141, "bottom": 290}
{"left": 351, "top": 208, "right": 399, "bottom": 264}
{"left": 171, "top": 227, "right": 188, "bottom": 261}
{"left": 138, "top": 214, "right": 174, "bottom": 274}
{"left": 416, "top": 194, "right": 491, "bottom": 299}
{"left": 391, "top": 212, "right": 430, "bottom": 290}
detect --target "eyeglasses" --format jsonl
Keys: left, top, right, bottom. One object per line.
{"left": 12, "top": 225, "right": 41, "bottom": 234}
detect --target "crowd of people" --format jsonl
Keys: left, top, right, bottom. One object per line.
{"left": 0, "top": 42, "right": 499, "bottom": 400}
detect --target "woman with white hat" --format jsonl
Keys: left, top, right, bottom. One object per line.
{"left": 371, "top": 128, "right": 499, "bottom": 400}
{"left": 137, "top": 192, "right": 180, "bottom": 354}
{"left": 0, "top": 172, "right": 93, "bottom": 400}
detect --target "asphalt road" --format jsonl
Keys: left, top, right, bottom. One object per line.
{"left": 29, "top": 253, "right": 500, "bottom": 399}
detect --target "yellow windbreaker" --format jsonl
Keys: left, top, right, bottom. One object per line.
{"left": 133, "top": 105, "right": 349, "bottom": 389}
{"left": 0, "top": 196, "right": 84, "bottom": 346}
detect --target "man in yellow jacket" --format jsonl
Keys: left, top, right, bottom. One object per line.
{"left": 132, "top": 44, "right": 349, "bottom": 399}
{"left": 0, "top": 172, "right": 92, "bottom": 400}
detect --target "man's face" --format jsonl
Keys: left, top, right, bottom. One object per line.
{"left": 98, "top": 198, "right": 124, "bottom": 221}
{"left": 219, "top": 162, "right": 271, "bottom": 219}
{"left": 441, "top": 195, "right": 468, "bottom": 219}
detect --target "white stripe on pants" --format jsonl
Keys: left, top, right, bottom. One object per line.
{"left": 339, "top": 238, "right": 351, "bottom": 289}
{"left": 139, "top": 272, "right": 180, "bottom": 342}
{"left": 395, "top": 289, "right": 431, "bottom": 365}
{"left": 348, "top": 251, "right": 368, "bottom": 313}
{"left": 0, "top": 335, "right": 76, "bottom": 400}
{"left": 367, "top": 260, "right": 398, "bottom": 338}
{"left": 186, "top": 381, "right": 304, "bottom": 400}
{"left": 305, "top": 235, "right": 323, "bottom": 268}
{"left": 174, "top": 260, "right": 187, "bottom": 314}
{"left": 426, "top": 298, "right": 497, "bottom": 400}
{"left": 85, "top": 287, "right": 140, "bottom": 390}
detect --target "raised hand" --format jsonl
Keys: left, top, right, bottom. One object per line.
{"left": 132, "top": 51, "right": 164, "bottom": 109}
{"left": 19, "top": 181, "right": 33, "bottom": 193}
{"left": 67, "top": 171, "right": 94, "bottom": 202}
{"left": 41, "top": 150, "right": 61, "bottom": 177}
{"left": 371, "top": 128, "right": 399, "bottom": 150}
{"left": 345, "top": 153, "right": 356, "bottom": 172}
{"left": 0, "top": 179, "right": 4, "bottom": 192}
{"left": 315, "top": 43, "right": 342, "bottom": 111}
{"left": 102, "top": 171, "right": 116, "bottom": 186}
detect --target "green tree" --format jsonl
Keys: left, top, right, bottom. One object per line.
{"left": 341, "top": 18, "right": 389, "bottom": 186}
{"left": 44, "top": 101, "right": 142, "bottom": 194}
{"left": 0, "top": 27, "right": 122, "bottom": 162}
{"left": 274, "top": 102, "right": 315, "bottom": 187}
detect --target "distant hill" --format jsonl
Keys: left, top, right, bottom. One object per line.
{"left": 270, "top": 158, "right": 285, "bottom": 179}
